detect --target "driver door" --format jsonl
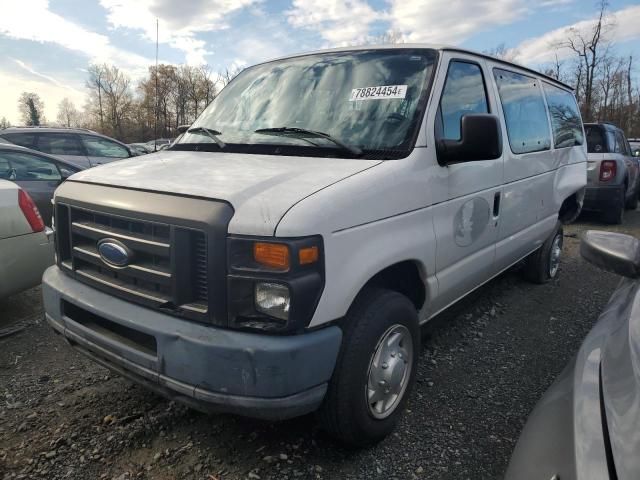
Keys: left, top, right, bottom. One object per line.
{"left": 429, "top": 53, "right": 504, "bottom": 313}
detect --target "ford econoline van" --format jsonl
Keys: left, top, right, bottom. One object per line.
{"left": 43, "top": 45, "right": 586, "bottom": 446}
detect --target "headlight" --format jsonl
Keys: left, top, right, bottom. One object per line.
{"left": 255, "top": 282, "right": 290, "bottom": 320}
{"left": 227, "top": 236, "right": 324, "bottom": 333}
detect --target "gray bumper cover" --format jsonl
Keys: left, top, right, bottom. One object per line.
{"left": 42, "top": 266, "right": 342, "bottom": 420}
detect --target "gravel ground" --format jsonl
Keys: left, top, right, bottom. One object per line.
{"left": 1, "top": 211, "right": 638, "bottom": 480}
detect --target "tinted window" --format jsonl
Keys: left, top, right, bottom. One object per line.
{"left": 585, "top": 125, "right": 608, "bottom": 153}
{"left": 615, "top": 131, "right": 629, "bottom": 155}
{"left": 37, "top": 133, "right": 84, "bottom": 156}
{"left": 542, "top": 83, "right": 584, "bottom": 148}
{"left": 610, "top": 131, "right": 622, "bottom": 153}
{"left": 438, "top": 61, "right": 489, "bottom": 140}
{"left": 0, "top": 132, "right": 36, "bottom": 148}
{"left": 494, "top": 69, "right": 551, "bottom": 154}
{"left": 81, "top": 135, "right": 129, "bottom": 158}
{"left": 0, "top": 151, "right": 61, "bottom": 181}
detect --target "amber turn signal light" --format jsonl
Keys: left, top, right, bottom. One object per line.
{"left": 254, "top": 242, "right": 290, "bottom": 270}
{"left": 299, "top": 246, "right": 319, "bottom": 265}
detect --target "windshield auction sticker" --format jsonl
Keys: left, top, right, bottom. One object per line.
{"left": 349, "top": 85, "right": 407, "bottom": 101}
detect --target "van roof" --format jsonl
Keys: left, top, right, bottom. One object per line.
{"left": 261, "top": 43, "right": 574, "bottom": 92}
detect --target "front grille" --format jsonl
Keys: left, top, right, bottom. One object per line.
{"left": 56, "top": 204, "right": 208, "bottom": 321}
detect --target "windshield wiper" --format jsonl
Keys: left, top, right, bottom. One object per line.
{"left": 254, "top": 127, "right": 362, "bottom": 156}
{"left": 187, "top": 127, "right": 226, "bottom": 149}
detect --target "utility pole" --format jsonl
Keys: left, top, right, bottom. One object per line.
{"left": 154, "top": 18, "right": 159, "bottom": 152}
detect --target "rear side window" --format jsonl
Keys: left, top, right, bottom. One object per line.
{"left": 542, "top": 83, "right": 584, "bottom": 148}
{"left": 80, "top": 135, "right": 129, "bottom": 158}
{"left": 493, "top": 69, "right": 551, "bottom": 154}
{"left": 0, "top": 132, "right": 36, "bottom": 148}
{"left": 37, "top": 133, "right": 84, "bottom": 156}
{"left": 615, "top": 131, "right": 629, "bottom": 155}
{"left": 585, "top": 125, "right": 607, "bottom": 153}
{"left": 0, "top": 151, "right": 61, "bottom": 181}
{"left": 438, "top": 61, "right": 489, "bottom": 140}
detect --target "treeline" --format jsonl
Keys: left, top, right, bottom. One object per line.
{"left": 2, "top": 64, "right": 241, "bottom": 143}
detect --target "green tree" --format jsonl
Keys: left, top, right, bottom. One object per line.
{"left": 18, "top": 92, "right": 45, "bottom": 126}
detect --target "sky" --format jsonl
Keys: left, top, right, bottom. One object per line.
{"left": 1, "top": 0, "right": 639, "bottom": 124}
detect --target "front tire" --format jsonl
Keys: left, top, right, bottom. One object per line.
{"left": 318, "top": 288, "right": 420, "bottom": 447}
{"left": 523, "top": 223, "right": 564, "bottom": 284}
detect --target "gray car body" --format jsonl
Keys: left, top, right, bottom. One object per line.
{"left": 0, "top": 127, "right": 133, "bottom": 169}
{"left": 506, "top": 242, "right": 640, "bottom": 479}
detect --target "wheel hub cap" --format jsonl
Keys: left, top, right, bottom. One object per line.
{"left": 366, "top": 324, "right": 413, "bottom": 419}
{"left": 549, "top": 234, "right": 562, "bottom": 278}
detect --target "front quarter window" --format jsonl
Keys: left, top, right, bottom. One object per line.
{"left": 177, "top": 49, "right": 437, "bottom": 159}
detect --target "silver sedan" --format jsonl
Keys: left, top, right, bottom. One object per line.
{"left": 0, "top": 179, "right": 54, "bottom": 299}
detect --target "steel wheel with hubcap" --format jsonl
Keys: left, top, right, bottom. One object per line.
{"left": 523, "top": 223, "right": 564, "bottom": 284}
{"left": 548, "top": 233, "right": 563, "bottom": 278}
{"left": 318, "top": 287, "right": 420, "bottom": 447}
{"left": 366, "top": 324, "right": 413, "bottom": 419}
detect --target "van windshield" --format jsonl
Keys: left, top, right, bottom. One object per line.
{"left": 175, "top": 49, "right": 438, "bottom": 159}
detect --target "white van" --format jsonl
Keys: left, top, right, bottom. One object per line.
{"left": 42, "top": 45, "right": 586, "bottom": 446}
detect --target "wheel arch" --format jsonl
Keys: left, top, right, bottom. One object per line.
{"left": 351, "top": 260, "right": 427, "bottom": 313}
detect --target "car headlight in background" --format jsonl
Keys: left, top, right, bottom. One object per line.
{"left": 227, "top": 236, "right": 324, "bottom": 333}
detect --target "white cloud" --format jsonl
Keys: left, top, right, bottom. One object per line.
{"left": 286, "top": 0, "right": 383, "bottom": 46}
{"left": 0, "top": 68, "right": 86, "bottom": 125}
{"left": 0, "top": 0, "right": 154, "bottom": 77}
{"left": 99, "top": 0, "right": 258, "bottom": 65}
{"left": 513, "top": 4, "right": 640, "bottom": 65}
{"left": 388, "top": 0, "right": 526, "bottom": 44}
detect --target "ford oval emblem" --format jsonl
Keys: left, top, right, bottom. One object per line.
{"left": 97, "top": 239, "right": 132, "bottom": 267}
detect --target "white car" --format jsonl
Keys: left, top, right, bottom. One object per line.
{"left": 42, "top": 45, "right": 587, "bottom": 446}
{"left": 0, "top": 180, "right": 54, "bottom": 298}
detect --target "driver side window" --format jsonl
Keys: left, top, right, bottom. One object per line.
{"left": 437, "top": 61, "right": 489, "bottom": 140}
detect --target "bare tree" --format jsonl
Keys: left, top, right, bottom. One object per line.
{"left": 483, "top": 43, "right": 519, "bottom": 62}
{"left": 559, "top": 0, "right": 613, "bottom": 121}
{"left": 56, "top": 98, "right": 79, "bottom": 127}
{"left": 18, "top": 92, "right": 45, "bottom": 126}
{"left": 0, "top": 117, "right": 11, "bottom": 129}
{"left": 217, "top": 66, "right": 243, "bottom": 88}
{"left": 86, "top": 64, "right": 106, "bottom": 130}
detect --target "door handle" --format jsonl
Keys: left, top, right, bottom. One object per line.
{"left": 493, "top": 192, "right": 501, "bottom": 218}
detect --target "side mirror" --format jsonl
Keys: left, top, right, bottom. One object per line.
{"left": 580, "top": 230, "right": 640, "bottom": 278}
{"left": 177, "top": 124, "right": 191, "bottom": 134}
{"left": 437, "top": 114, "right": 502, "bottom": 164}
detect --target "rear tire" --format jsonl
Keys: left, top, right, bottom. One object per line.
{"left": 604, "top": 188, "right": 625, "bottom": 224}
{"left": 523, "top": 223, "right": 563, "bottom": 284}
{"left": 318, "top": 287, "right": 420, "bottom": 447}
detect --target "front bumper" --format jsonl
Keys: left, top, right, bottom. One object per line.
{"left": 582, "top": 185, "right": 623, "bottom": 212}
{"left": 42, "top": 266, "right": 342, "bottom": 420}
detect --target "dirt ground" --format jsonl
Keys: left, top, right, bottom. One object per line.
{"left": 2, "top": 210, "right": 638, "bottom": 480}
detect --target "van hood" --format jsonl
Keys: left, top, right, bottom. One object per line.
{"left": 68, "top": 150, "right": 381, "bottom": 235}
